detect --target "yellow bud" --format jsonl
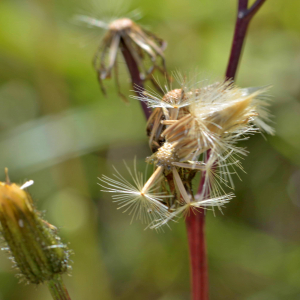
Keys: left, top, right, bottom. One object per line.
{"left": 0, "top": 169, "right": 70, "bottom": 284}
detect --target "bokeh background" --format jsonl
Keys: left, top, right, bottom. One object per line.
{"left": 0, "top": 0, "right": 300, "bottom": 299}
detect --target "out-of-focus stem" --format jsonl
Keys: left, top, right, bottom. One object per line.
{"left": 47, "top": 275, "right": 71, "bottom": 300}
{"left": 120, "top": 38, "right": 152, "bottom": 119}
{"left": 226, "top": 0, "right": 266, "bottom": 80}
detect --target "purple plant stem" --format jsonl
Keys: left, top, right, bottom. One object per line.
{"left": 226, "top": 0, "right": 266, "bottom": 80}
{"left": 186, "top": 1, "right": 267, "bottom": 299}
{"left": 119, "top": 38, "right": 152, "bottom": 119}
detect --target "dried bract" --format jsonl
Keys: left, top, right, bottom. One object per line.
{"left": 78, "top": 16, "right": 167, "bottom": 101}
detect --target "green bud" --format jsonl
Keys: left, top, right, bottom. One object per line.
{"left": 0, "top": 169, "right": 70, "bottom": 284}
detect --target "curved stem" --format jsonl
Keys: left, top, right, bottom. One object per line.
{"left": 120, "top": 38, "right": 152, "bottom": 119}
{"left": 47, "top": 275, "right": 71, "bottom": 300}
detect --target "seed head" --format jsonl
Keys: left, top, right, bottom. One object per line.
{"left": 101, "top": 76, "right": 274, "bottom": 229}
{"left": 154, "top": 142, "right": 179, "bottom": 169}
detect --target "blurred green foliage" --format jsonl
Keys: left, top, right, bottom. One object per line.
{"left": 0, "top": 0, "right": 299, "bottom": 299}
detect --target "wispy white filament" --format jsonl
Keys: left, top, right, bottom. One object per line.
{"left": 99, "top": 162, "right": 172, "bottom": 225}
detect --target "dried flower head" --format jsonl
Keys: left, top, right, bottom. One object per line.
{"left": 77, "top": 15, "right": 167, "bottom": 101}
{"left": 101, "top": 75, "right": 274, "bottom": 228}
{"left": 0, "top": 169, "right": 70, "bottom": 284}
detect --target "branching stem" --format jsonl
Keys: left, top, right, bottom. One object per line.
{"left": 226, "top": 0, "right": 266, "bottom": 80}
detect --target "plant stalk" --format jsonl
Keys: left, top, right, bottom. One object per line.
{"left": 186, "top": 1, "right": 267, "bottom": 299}
{"left": 47, "top": 275, "right": 72, "bottom": 300}
{"left": 185, "top": 208, "right": 208, "bottom": 300}
{"left": 120, "top": 38, "right": 152, "bottom": 119}
{"left": 226, "top": 0, "right": 266, "bottom": 80}
{"left": 186, "top": 160, "right": 209, "bottom": 300}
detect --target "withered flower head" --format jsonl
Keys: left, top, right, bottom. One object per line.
{"left": 0, "top": 169, "right": 70, "bottom": 284}
{"left": 101, "top": 76, "right": 274, "bottom": 229}
{"left": 78, "top": 15, "right": 167, "bottom": 101}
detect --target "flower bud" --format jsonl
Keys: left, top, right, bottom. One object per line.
{"left": 0, "top": 169, "right": 70, "bottom": 284}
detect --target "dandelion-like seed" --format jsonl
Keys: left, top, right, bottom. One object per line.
{"left": 151, "top": 193, "right": 235, "bottom": 229}
{"left": 98, "top": 161, "right": 172, "bottom": 225}
{"left": 77, "top": 15, "right": 167, "bottom": 101}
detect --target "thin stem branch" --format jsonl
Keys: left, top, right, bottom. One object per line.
{"left": 245, "top": 0, "right": 266, "bottom": 20}
{"left": 226, "top": 0, "right": 266, "bottom": 80}
{"left": 47, "top": 275, "right": 71, "bottom": 300}
{"left": 119, "top": 38, "right": 152, "bottom": 119}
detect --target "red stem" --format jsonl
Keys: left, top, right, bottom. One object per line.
{"left": 186, "top": 1, "right": 267, "bottom": 299}
{"left": 185, "top": 153, "right": 210, "bottom": 300}
{"left": 119, "top": 38, "right": 152, "bottom": 119}
{"left": 186, "top": 209, "right": 207, "bottom": 300}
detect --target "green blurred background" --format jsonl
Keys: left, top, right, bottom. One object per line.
{"left": 0, "top": 0, "right": 300, "bottom": 299}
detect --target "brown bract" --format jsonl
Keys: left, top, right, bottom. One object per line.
{"left": 145, "top": 82, "right": 272, "bottom": 208}
{"left": 146, "top": 88, "right": 191, "bottom": 152}
{"left": 93, "top": 18, "right": 167, "bottom": 101}
{"left": 100, "top": 80, "right": 272, "bottom": 228}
